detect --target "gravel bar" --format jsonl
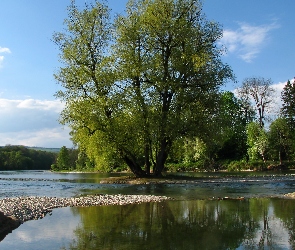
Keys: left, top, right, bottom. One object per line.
{"left": 0, "top": 194, "right": 171, "bottom": 223}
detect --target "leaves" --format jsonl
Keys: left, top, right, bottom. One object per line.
{"left": 281, "top": 79, "right": 295, "bottom": 129}
{"left": 54, "top": 0, "right": 233, "bottom": 176}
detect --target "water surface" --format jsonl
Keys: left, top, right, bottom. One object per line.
{"left": 1, "top": 170, "right": 295, "bottom": 249}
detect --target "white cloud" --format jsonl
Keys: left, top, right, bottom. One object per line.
{"left": 0, "top": 98, "right": 64, "bottom": 115}
{"left": 270, "top": 81, "right": 285, "bottom": 116}
{"left": 0, "top": 128, "right": 72, "bottom": 148}
{"left": 0, "top": 98, "right": 71, "bottom": 147}
{"left": 270, "top": 78, "right": 295, "bottom": 115}
{"left": 221, "top": 22, "right": 278, "bottom": 62}
{"left": 10, "top": 207, "right": 79, "bottom": 243}
{"left": 0, "top": 56, "right": 4, "bottom": 64}
{"left": 0, "top": 46, "right": 11, "bottom": 67}
{"left": 16, "top": 98, "right": 64, "bottom": 111}
{"left": 0, "top": 47, "right": 11, "bottom": 53}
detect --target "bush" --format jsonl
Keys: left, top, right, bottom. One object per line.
{"left": 226, "top": 160, "right": 248, "bottom": 171}
{"left": 50, "top": 164, "right": 59, "bottom": 171}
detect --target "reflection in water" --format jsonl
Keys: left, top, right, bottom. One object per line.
{"left": 1, "top": 171, "right": 295, "bottom": 249}
{"left": 62, "top": 198, "right": 295, "bottom": 250}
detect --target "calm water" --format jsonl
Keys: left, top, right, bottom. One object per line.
{"left": 1, "top": 170, "right": 295, "bottom": 249}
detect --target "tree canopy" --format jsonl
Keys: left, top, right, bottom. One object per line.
{"left": 0, "top": 145, "right": 56, "bottom": 170}
{"left": 53, "top": 0, "right": 233, "bottom": 177}
{"left": 281, "top": 78, "right": 295, "bottom": 129}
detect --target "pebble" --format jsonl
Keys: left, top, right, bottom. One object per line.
{"left": 0, "top": 194, "right": 171, "bottom": 223}
{"left": 284, "top": 192, "right": 295, "bottom": 198}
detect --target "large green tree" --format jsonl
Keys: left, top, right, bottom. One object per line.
{"left": 53, "top": 0, "right": 233, "bottom": 177}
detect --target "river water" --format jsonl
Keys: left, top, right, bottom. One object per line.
{"left": 1, "top": 170, "right": 295, "bottom": 249}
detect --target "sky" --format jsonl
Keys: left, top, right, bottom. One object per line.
{"left": 0, "top": 0, "right": 294, "bottom": 148}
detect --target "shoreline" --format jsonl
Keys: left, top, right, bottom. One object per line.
{"left": 1, "top": 191, "right": 295, "bottom": 242}
{"left": 0, "top": 194, "right": 171, "bottom": 223}
{"left": 0, "top": 194, "right": 171, "bottom": 241}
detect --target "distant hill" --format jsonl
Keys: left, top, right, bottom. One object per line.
{"left": 0, "top": 145, "right": 61, "bottom": 153}
{"left": 26, "top": 147, "right": 60, "bottom": 153}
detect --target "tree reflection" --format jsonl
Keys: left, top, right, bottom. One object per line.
{"left": 272, "top": 198, "right": 295, "bottom": 249}
{"left": 62, "top": 198, "right": 295, "bottom": 249}
{"left": 64, "top": 199, "right": 259, "bottom": 250}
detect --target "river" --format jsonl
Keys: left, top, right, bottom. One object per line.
{"left": 0, "top": 170, "right": 295, "bottom": 249}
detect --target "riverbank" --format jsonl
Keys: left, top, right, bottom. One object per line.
{"left": 0, "top": 194, "right": 171, "bottom": 223}
{"left": 0, "top": 194, "right": 171, "bottom": 241}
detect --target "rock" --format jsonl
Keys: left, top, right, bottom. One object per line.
{"left": 284, "top": 192, "right": 295, "bottom": 198}
{"left": 0, "top": 194, "right": 171, "bottom": 242}
{"left": 0, "top": 211, "right": 21, "bottom": 241}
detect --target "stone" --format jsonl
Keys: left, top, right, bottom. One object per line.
{"left": 0, "top": 194, "right": 171, "bottom": 242}
{"left": 0, "top": 211, "right": 21, "bottom": 241}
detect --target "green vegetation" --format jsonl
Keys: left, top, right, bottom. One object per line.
{"left": 0, "top": 145, "right": 57, "bottom": 170}
{"left": 50, "top": 0, "right": 295, "bottom": 175}
{"left": 53, "top": 0, "right": 233, "bottom": 177}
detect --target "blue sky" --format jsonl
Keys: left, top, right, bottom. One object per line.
{"left": 0, "top": 0, "right": 294, "bottom": 147}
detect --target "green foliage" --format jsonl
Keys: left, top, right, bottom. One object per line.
{"left": 281, "top": 79, "right": 295, "bottom": 129}
{"left": 268, "top": 117, "right": 292, "bottom": 163}
{"left": 54, "top": 0, "right": 233, "bottom": 176}
{"left": 225, "top": 160, "right": 248, "bottom": 171}
{"left": 246, "top": 122, "right": 268, "bottom": 162}
{"left": 75, "top": 150, "right": 94, "bottom": 171}
{"left": 171, "top": 137, "right": 208, "bottom": 164}
{"left": 215, "top": 91, "right": 254, "bottom": 160}
{"left": 0, "top": 145, "right": 56, "bottom": 170}
{"left": 168, "top": 91, "right": 253, "bottom": 168}
{"left": 55, "top": 146, "right": 71, "bottom": 170}
{"left": 281, "top": 79, "right": 295, "bottom": 156}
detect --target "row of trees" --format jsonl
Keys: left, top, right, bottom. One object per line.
{"left": 52, "top": 76, "right": 295, "bottom": 172}
{"left": 0, "top": 145, "right": 57, "bottom": 170}
{"left": 176, "top": 77, "right": 295, "bottom": 171}
{"left": 53, "top": 0, "right": 295, "bottom": 176}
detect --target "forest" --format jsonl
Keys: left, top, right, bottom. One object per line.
{"left": 52, "top": 82, "right": 295, "bottom": 173}
{"left": 51, "top": 0, "right": 295, "bottom": 176}
{"left": 0, "top": 145, "right": 57, "bottom": 170}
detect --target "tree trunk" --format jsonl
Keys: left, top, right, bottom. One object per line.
{"left": 153, "top": 139, "right": 170, "bottom": 176}
{"left": 144, "top": 144, "right": 151, "bottom": 175}
{"left": 123, "top": 156, "right": 146, "bottom": 177}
